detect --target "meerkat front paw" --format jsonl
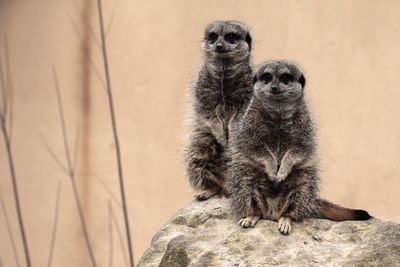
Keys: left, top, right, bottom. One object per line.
{"left": 269, "top": 174, "right": 285, "bottom": 184}
{"left": 238, "top": 216, "right": 261, "bottom": 228}
{"left": 278, "top": 217, "right": 292, "bottom": 235}
{"left": 275, "top": 173, "right": 287, "bottom": 183}
{"left": 194, "top": 189, "right": 218, "bottom": 201}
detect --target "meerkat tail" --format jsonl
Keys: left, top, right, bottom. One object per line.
{"left": 316, "top": 198, "right": 372, "bottom": 221}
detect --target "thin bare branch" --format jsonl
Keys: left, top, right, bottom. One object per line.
{"left": 1, "top": 119, "right": 31, "bottom": 267}
{"left": 0, "top": 64, "right": 3, "bottom": 118}
{"left": 3, "top": 34, "right": 13, "bottom": 142}
{"left": 40, "top": 135, "right": 69, "bottom": 175}
{"left": 82, "top": 16, "right": 101, "bottom": 48}
{"left": 96, "top": 0, "right": 135, "bottom": 265}
{"left": 0, "top": 54, "right": 7, "bottom": 117}
{"left": 108, "top": 200, "right": 114, "bottom": 267}
{"left": 0, "top": 112, "right": 3, "bottom": 126}
{"left": 99, "top": 179, "right": 122, "bottom": 208}
{"left": 0, "top": 256, "right": 3, "bottom": 267}
{"left": 68, "top": 14, "right": 107, "bottom": 89}
{"left": 69, "top": 0, "right": 101, "bottom": 47}
{"left": 52, "top": 67, "right": 73, "bottom": 174}
{"left": 110, "top": 203, "right": 128, "bottom": 267}
{"left": 72, "top": 124, "right": 80, "bottom": 171}
{"left": 0, "top": 55, "right": 31, "bottom": 266}
{"left": 46, "top": 181, "right": 62, "bottom": 267}
{"left": 52, "top": 66, "right": 98, "bottom": 267}
{"left": 0, "top": 189, "right": 21, "bottom": 267}
{"left": 105, "top": 3, "right": 117, "bottom": 36}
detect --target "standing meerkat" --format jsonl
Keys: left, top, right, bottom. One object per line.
{"left": 186, "top": 21, "right": 253, "bottom": 201}
{"left": 227, "top": 60, "right": 371, "bottom": 235}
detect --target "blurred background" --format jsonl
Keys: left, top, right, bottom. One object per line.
{"left": 1, "top": 0, "right": 400, "bottom": 266}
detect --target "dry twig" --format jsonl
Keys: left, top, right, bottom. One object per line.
{"left": 52, "top": 67, "right": 98, "bottom": 267}
{"left": 0, "top": 37, "right": 31, "bottom": 267}
{"left": 108, "top": 200, "right": 114, "bottom": 267}
{"left": 110, "top": 203, "right": 128, "bottom": 267}
{"left": 46, "top": 181, "right": 62, "bottom": 267}
{"left": 96, "top": 0, "right": 135, "bottom": 266}
{"left": 0, "top": 189, "right": 21, "bottom": 267}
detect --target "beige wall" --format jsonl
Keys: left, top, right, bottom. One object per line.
{"left": 1, "top": 0, "right": 400, "bottom": 266}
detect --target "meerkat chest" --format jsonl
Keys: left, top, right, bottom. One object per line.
{"left": 263, "top": 128, "right": 293, "bottom": 158}
{"left": 204, "top": 105, "right": 238, "bottom": 146}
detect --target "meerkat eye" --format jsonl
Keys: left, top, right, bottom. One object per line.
{"left": 225, "top": 33, "right": 239, "bottom": 44}
{"left": 208, "top": 32, "right": 218, "bottom": 43}
{"left": 261, "top": 73, "right": 273, "bottom": 84}
{"left": 280, "top": 73, "right": 294, "bottom": 85}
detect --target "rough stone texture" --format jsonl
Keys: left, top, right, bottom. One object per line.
{"left": 138, "top": 197, "right": 400, "bottom": 267}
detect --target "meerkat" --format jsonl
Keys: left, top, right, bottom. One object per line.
{"left": 185, "top": 21, "right": 253, "bottom": 201}
{"left": 227, "top": 60, "right": 371, "bottom": 235}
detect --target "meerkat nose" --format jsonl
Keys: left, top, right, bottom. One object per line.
{"left": 271, "top": 85, "right": 280, "bottom": 94}
{"left": 216, "top": 43, "right": 225, "bottom": 52}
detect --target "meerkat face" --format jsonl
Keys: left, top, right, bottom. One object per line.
{"left": 201, "top": 21, "right": 252, "bottom": 59}
{"left": 253, "top": 61, "right": 306, "bottom": 104}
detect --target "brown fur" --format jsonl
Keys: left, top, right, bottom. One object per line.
{"left": 317, "top": 199, "right": 371, "bottom": 221}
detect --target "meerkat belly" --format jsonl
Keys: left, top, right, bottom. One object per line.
{"left": 264, "top": 197, "right": 283, "bottom": 221}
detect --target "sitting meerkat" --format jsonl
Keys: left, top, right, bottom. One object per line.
{"left": 185, "top": 21, "right": 253, "bottom": 201}
{"left": 227, "top": 60, "right": 371, "bottom": 235}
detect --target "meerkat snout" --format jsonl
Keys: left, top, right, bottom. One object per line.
{"left": 270, "top": 84, "right": 280, "bottom": 94}
{"left": 215, "top": 42, "right": 225, "bottom": 53}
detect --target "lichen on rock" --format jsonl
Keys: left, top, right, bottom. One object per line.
{"left": 138, "top": 197, "right": 400, "bottom": 267}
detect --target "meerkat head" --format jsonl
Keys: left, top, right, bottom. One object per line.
{"left": 253, "top": 60, "right": 306, "bottom": 105}
{"left": 201, "top": 21, "right": 252, "bottom": 60}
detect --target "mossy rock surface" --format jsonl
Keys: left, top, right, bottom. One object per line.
{"left": 138, "top": 197, "right": 400, "bottom": 267}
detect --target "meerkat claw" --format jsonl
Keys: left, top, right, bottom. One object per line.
{"left": 239, "top": 216, "right": 261, "bottom": 228}
{"left": 278, "top": 217, "right": 292, "bottom": 235}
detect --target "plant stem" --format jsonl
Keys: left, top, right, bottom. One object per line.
{"left": 96, "top": 0, "right": 135, "bottom": 266}
{"left": 52, "top": 67, "right": 98, "bottom": 267}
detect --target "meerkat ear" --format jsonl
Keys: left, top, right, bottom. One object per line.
{"left": 299, "top": 75, "right": 306, "bottom": 88}
{"left": 245, "top": 33, "right": 252, "bottom": 50}
{"left": 253, "top": 74, "right": 258, "bottom": 85}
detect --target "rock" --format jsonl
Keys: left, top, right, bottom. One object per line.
{"left": 137, "top": 197, "right": 400, "bottom": 267}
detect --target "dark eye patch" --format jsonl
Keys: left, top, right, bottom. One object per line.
{"left": 224, "top": 32, "right": 239, "bottom": 44}
{"left": 260, "top": 73, "right": 273, "bottom": 84}
{"left": 208, "top": 32, "right": 218, "bottom": 43}
{"left": 280, "top": 73, "right": 294, "bottom": 85}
